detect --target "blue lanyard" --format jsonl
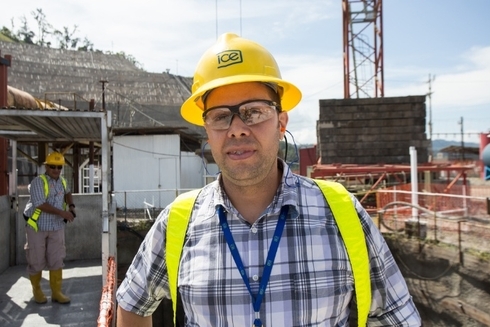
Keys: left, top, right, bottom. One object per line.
{"left": 218, "top": 205, "right": 289, "bottom": 327}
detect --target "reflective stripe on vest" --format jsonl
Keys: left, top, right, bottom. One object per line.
{"left": 314, "top": 179, "right": 371, "bottom": 327}
{"left": 166, "top": 180, "right": 371, "bottom": 326}
{"left": 27, "top": 174, "right": 67, "bottom": 232}
{"left": 166, "top": 188, "right": 201, "bottom": 323}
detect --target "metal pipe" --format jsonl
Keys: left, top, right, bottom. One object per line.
{"left": 410, "top": 146, "right": 418, "bottom": 219}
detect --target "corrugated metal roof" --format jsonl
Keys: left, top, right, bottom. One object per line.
{"left": 0, "top": 107, "right": 106, "bottom": 143}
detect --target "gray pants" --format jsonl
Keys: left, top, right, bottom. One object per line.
{"left": 24, "top": 226, "right": 66, "bottom": 275}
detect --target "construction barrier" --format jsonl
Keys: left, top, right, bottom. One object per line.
{"left": 97, "top": 256, "right": 116, "bottom": 327}
{"left": 377, "top": 183, "right": 490, "bottom": 257}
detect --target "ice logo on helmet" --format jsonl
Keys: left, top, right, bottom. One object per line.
{"left": 217, "top": 50, "right": 243, "bottom": 68}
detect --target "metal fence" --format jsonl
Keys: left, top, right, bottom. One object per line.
{"left": 377, "top": 184, "right": 490, "bottom": 256}
{"left": 112, "top": 184, "right": 490, "bottom": 257}
{"left": 112, "top": 188, "right": 196, "bottom": 220}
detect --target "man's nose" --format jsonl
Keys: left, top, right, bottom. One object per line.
{"left": 227, "top": 113, "right": 250, "bottom": 135}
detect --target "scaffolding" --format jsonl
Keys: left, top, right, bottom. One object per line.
{"left": 342, "top": 0, "right": 384, "bottom": 98}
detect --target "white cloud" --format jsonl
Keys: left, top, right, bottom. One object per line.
{"left": 433, "top": 46, "right": 490, "bottom": 107}
{"left": 281, "top": 54, "right": 343, "bottom": 144}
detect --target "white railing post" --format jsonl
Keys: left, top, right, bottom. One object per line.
{"left": 410, "top": 146, "right": 419, "bottom": 219}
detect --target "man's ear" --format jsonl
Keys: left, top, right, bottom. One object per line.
{"left": 278, "top": 112, "right": 289, "bottom": 135}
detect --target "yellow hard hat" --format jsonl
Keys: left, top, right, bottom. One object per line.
{"left": 44, "top": 151, "right": 65, "bottom": 165}
{"left": 181, "top": 33, "right": 302, "bottom": 126}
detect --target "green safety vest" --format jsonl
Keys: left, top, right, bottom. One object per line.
{"left": 166, "top": 179, "right": 371, "bottom": 326}
{"left": 27, "top": 174, "right": 67, "bottom": 232}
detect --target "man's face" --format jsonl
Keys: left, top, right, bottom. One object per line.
{"left": 204, "top": 82, "right": 288, "bottom": 187}
{"left": 45, "top": 164, "right": 63, "bottom": 179}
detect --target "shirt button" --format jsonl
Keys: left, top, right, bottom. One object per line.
{"left": 251, "top": 227, "right": 258, "bottom": 233}
{"left": 252, "top": 275, "right": 259, "bottom": 281}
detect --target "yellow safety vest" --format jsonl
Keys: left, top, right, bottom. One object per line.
{"left": 166, "top": 179, "right": 371, "bottom": 326}
{"left": 27, "top": 174, "right": 67, "bottom": 232}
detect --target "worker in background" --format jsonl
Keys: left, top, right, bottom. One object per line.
{"left": 23, "top": 151, "right": 76, "bottom": 304}
{"left": 116, "top": 33, "right": 421, "bottom": 326}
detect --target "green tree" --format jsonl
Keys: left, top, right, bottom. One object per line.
{"left": 1, "top": 9, "right": 144, "bottom": 71}
{"left": 17, "top": 16, "right": 35, "bottom": 44}
{"left": 77, "top": 37, "right": 94, "bottom": 52}
{"left": 0, "top": 26, "right": 20, "bottom": 42}
{"left": 32, "top": 8, "right": 53, "bottom": 47}
{"left": 54, "top": 25, "right": 80, "bottom": 49}
{"left": 106, "top": 50, "right": 144, "bottom": 70}
{"left": 279, "top": 141, "right": 300, "bottom": 170}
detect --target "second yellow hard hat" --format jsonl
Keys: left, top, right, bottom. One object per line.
{"left": 44, "top": 152, "right": 65, "bottom": 165}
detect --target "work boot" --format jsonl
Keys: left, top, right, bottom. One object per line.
{"left": 29, "top": 272, "right": 47, "bottom": 304}
{"left": 49, "top": 269, "right": 71, "bottom": 304}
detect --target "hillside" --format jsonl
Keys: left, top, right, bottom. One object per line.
{"left": 432, "top": 139, "right": 479, "bottom": 153}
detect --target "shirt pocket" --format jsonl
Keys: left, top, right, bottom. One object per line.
{"left": 293, "top": 269, "right": 353, "bottom": 326}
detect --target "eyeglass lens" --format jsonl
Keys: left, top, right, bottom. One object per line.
{"left": 203, "top": 100, "right": 278, "bottom": 130}
{"left": 49, "top": 165, "right": 63, "bottom": 170}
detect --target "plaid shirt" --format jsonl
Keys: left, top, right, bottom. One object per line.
{"left": 24, "top": 174, "right": 68, "bottom": 231}
{"left": 117, "top": 161, "right": 421, "bottom": 326}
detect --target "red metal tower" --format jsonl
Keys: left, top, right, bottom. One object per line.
{"left": 342, "top": 0, "right": 384, "bottom": 98}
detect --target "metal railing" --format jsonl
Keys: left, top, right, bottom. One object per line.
{"left": 112, "top": 188, "right": 197, "bottom": 220}
{"left": 377, "top": 188, "right": 490, "bottom": 260}
{"left": 97, "top": 256, "right": 116, "bottom": 327}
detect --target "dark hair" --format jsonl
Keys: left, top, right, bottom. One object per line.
{"left": 264, "top": 84, "right": 282, "bottom": 111}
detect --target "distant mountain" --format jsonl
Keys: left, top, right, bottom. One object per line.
{"left": 432, "top": 139, "right": 479, "bottom": 153}
{"left": 294, "top": 141, "right": 480, "bottom": 154}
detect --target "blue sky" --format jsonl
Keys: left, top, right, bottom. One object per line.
{"left": 1, "top": 0, "right": 489, "bottom": 145}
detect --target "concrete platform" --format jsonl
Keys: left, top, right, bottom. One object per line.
{"left": 0, "top": 259, "right": 103, "bottom": 327}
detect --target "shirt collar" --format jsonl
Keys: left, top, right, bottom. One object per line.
{"left": 44, "top": 173, "right": 57, "bottom": 181}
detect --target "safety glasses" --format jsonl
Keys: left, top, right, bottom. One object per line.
{"left": 49, "top": 165, "right": 63, "bottom": 170}
{"left": 202, "top": 99, "right": 280, "bottom": 130}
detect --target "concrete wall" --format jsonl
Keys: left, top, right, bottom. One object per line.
{"left": 317, "top": 96, "right": 430, "bottom": 164}
{"left": 14, "top": 193, "right": 103, "bottom": 266}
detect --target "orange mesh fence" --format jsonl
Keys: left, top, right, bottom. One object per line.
{"left": 97, "top": 256, "right": 116, "bottom": 327}
{"left": 376, "top": 183, "right": 490, "bottom": 254}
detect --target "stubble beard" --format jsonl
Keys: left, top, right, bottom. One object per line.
{"left": 217, "top": 149, "right": 278, "bottom": 187}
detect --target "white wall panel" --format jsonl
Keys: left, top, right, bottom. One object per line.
{"left": 181, "top": 152, "right": 205, "bottom": 189}
{"left": 113, "top": 135, "right": 206, "bottom": 209}
{"left": 114, "top": 134, "right": 181, "bottom": 188}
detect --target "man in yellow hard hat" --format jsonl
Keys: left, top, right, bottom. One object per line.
{"left": 23, "top": 151, "right": 76, "bottom": 304}
{"left": 116, "top": 33, "right": 421, "bottom": 326}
